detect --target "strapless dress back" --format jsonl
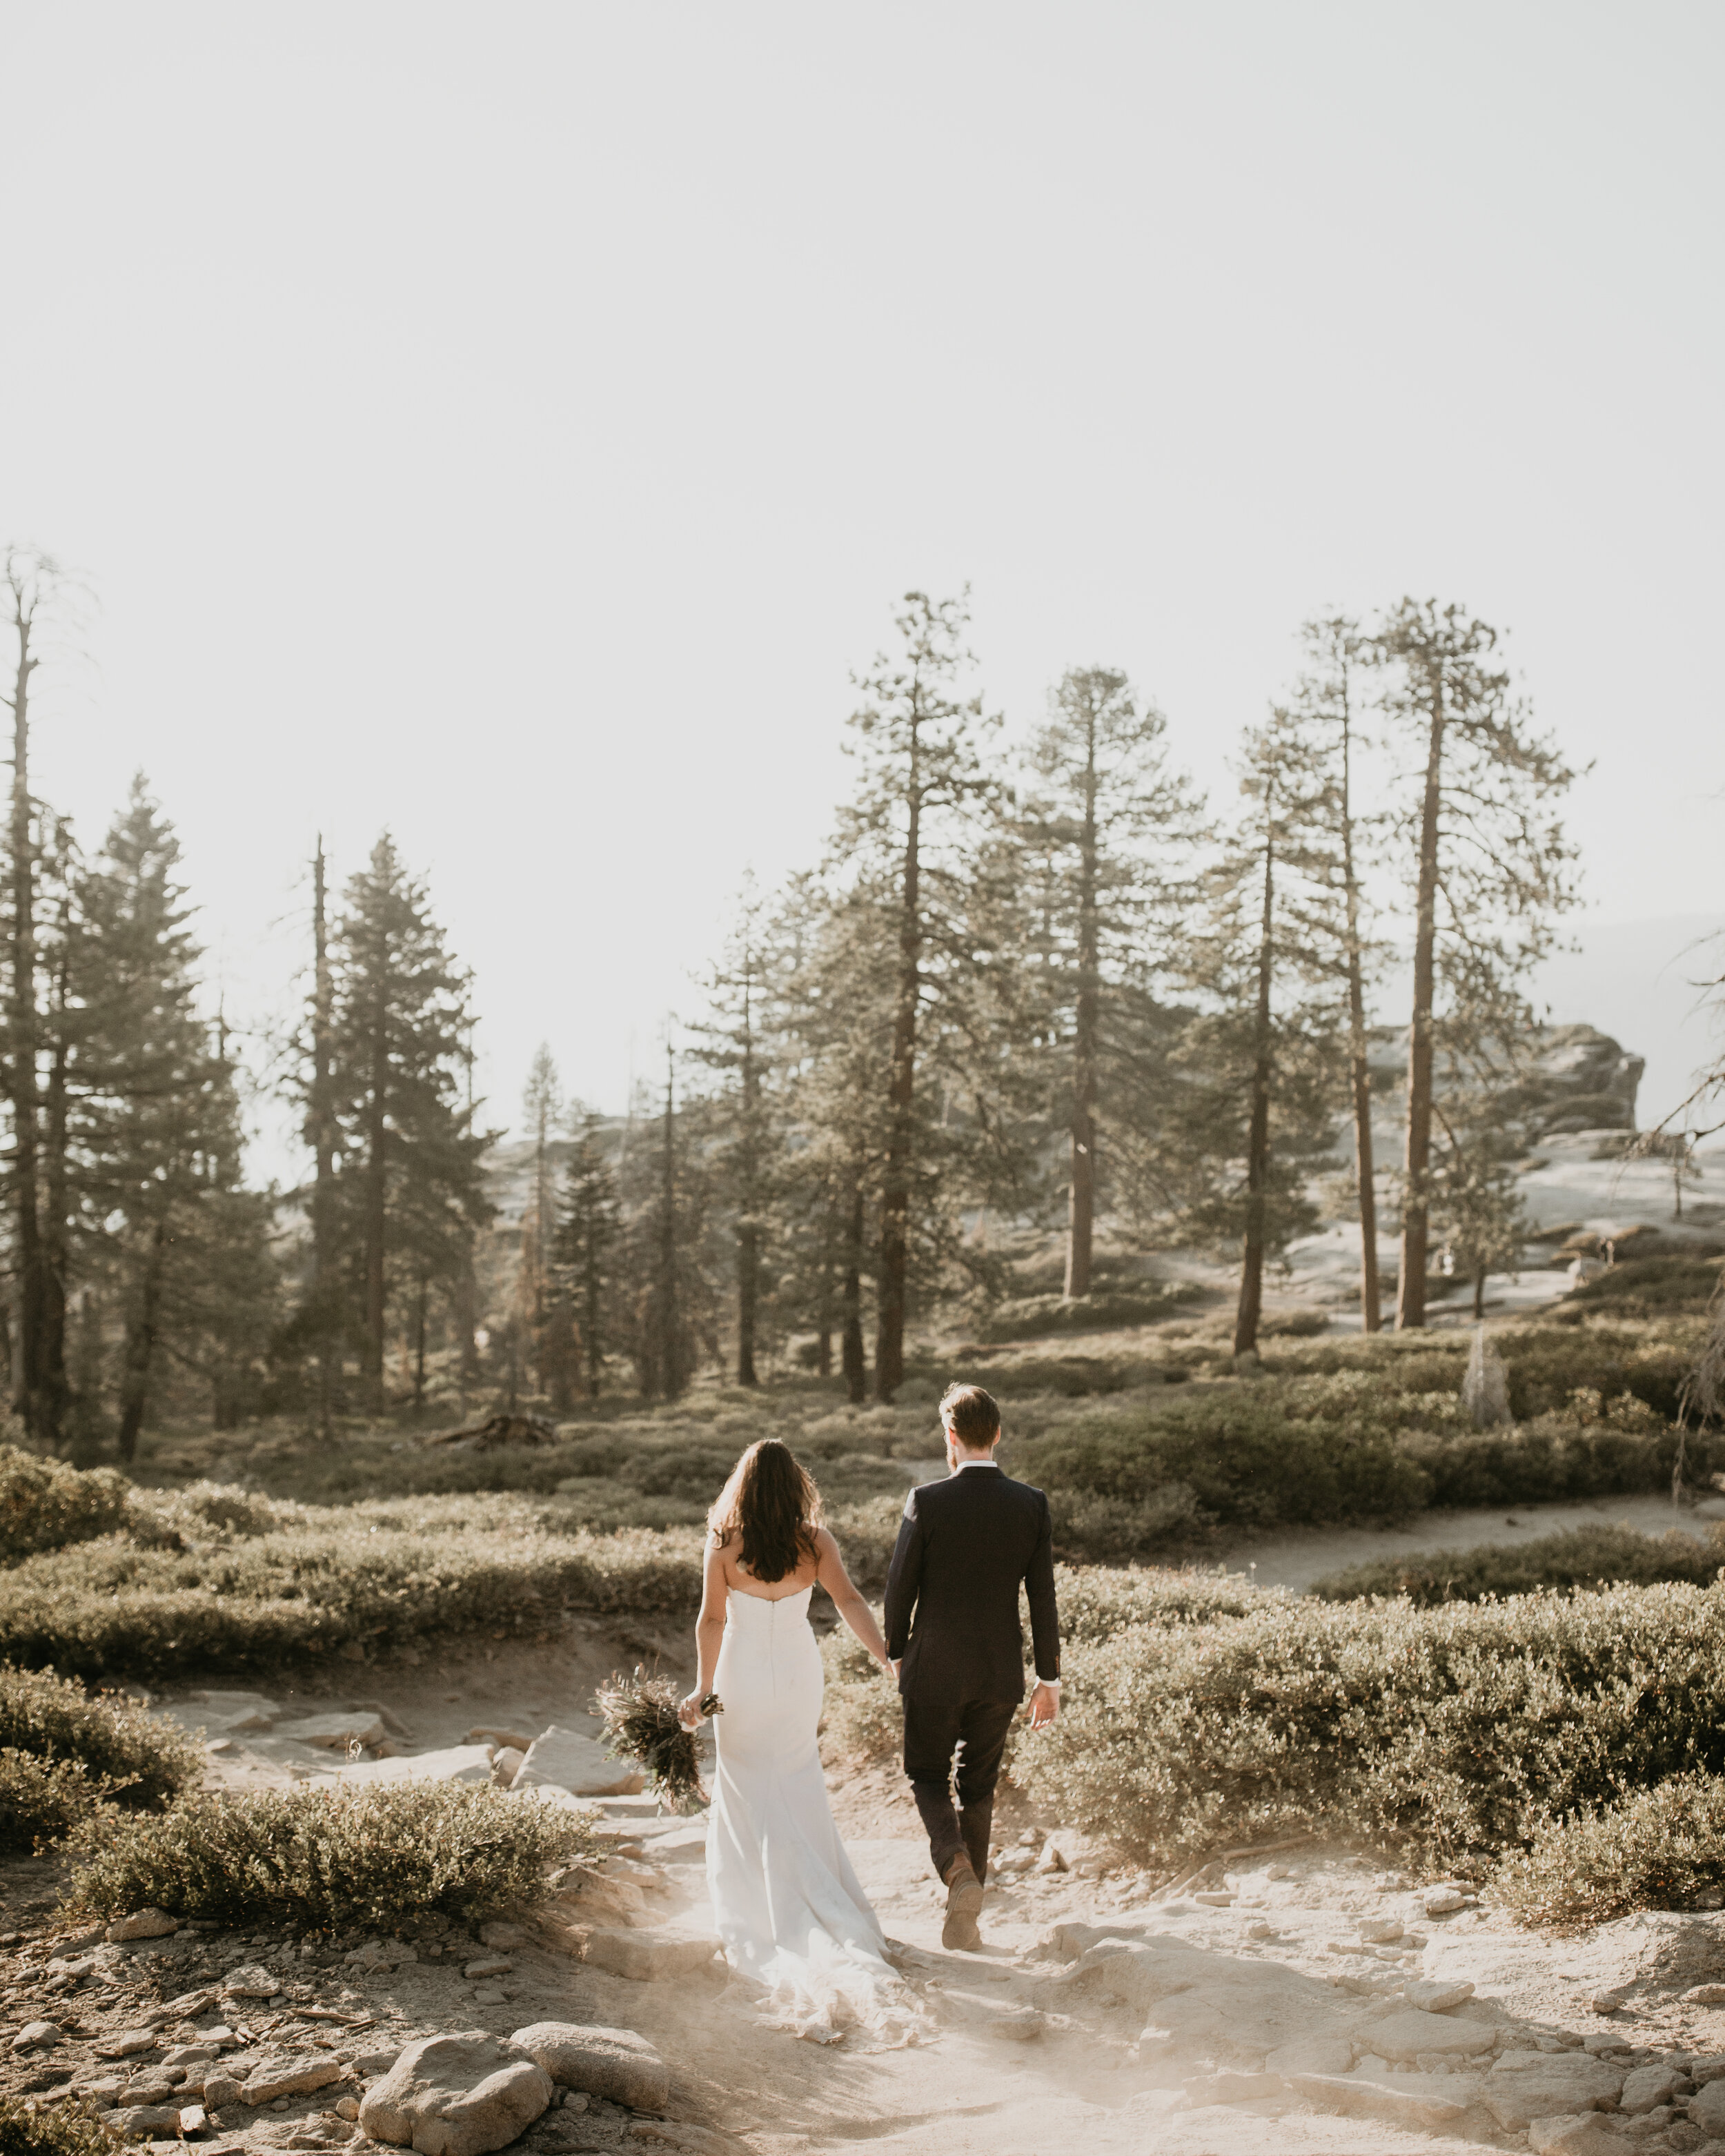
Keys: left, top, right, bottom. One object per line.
{"left": 707, "top": 1584, "right": 918, "bottom": 2043}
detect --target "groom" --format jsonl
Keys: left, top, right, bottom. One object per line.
{"left": 884, "top": 1383, "right": 1061, "bottom": 1952}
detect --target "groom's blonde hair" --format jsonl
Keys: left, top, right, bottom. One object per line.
{"left": 940, "top": 1383, "right": 1000, "bottom": 1449}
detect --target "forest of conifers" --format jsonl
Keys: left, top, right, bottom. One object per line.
{"left": 1, "top": 552, "right": 1586, "bottom": 1452}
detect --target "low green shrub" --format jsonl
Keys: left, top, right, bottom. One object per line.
{"left": 0, "top": 1522, "right": 705, "bottom": 1681}
{"left": 979, "top": 1285, "right": 1201, "bottom": 1342}
{"left": 0, "top": 1447, "right": 130, "bottom": 1563}
{"left": 0, "top": 1663, "right": 197, "bottom": 1818}
{"left": 1312, "top": 1523, "right": 1724, "bottom": 1605}
{"left": 1567, "top": 1256, "right": 1725, "bottom": 1317}
{"left": 60, "top": 1780, "right": 593, "bottom": 1931}
{"left": 1400, "top": 1410, "right": 1704, "bottom": 1512}
{"left": 1012, "top": 1578, "right": 1725, "bottom": 1866}
{"left": 0, "top": 1750, "right": 116, "bottom": 1851}
{"left": 1495, "top": 1772, "right": 1725, "bottom": 1928}
{"left": 1017, "top": 1376, "right": 1439, "bottom": 1537}
{"left": 0, "top": 2095, "right": 115, "bottom": 2156}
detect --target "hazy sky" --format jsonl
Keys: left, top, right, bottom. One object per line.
{"left": 3, "top": 3, "right": 1720, "bottom": 1165}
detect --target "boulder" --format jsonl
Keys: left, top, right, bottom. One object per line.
{"left": 102, "top": 2106, "right": 181, "bottom": 2140}
{"left": 463, "top": 1958, "right": 514, "bottom": 1980}
{"left": 1620, "top": 2063, "right": 1682, "bottom": 2113}
{"left": 513, "top": 1727, "right": 644, "bottom": 1799}
{"left": 1483, "top": 2053, "right": 1625, "bottom": 2130}
{"left": 177, "top": 2104, "right": 208, "bottom": 2137}
{"left": 1421, "top": 1886, "right": 1466, "bottom": 1917}
{"left": 1528, "top": 2119, "right": 1626, "bottom": 2156}
{"left": 1688, "top": 1986, "right": 1725, "bottom": 2006}
{"left": 242, "top": 2052, "right": 344, "bottom": 2104}
{"left": 1182, "top": 2070, "right": 1283, "bottom": 2105}
{"left": 582, "top": 1930, "right": 721, "bottom": 1982}
{"left": 1690, "top": 2078, "right": 1725, "bottom": 2134}
{"left": 1265, "top": 2038, "right": 1353, "bottom": 2076}
{"left": 201, "top": 2073, "right": 244, "bottom": 2110}
{"left": 221, "top": 1965, "right": 281, "bottom": 1998}
{"left": 106, "top": 1909, "right": 180, "bottom": 1942}
{"left": 492, "top": 1749, "right": 526, "bottom": 1788}
{"left": 479, "top": 1924, "right": 528, "bottom": 1952}
{"left": 1405, "top": 1979, "right": 1475, "bottom": 2012}
{"left": 12, "top": 2021, "right": 61, "bottom": 2052}
{"left": 1368, "top": 2010, "right": 1495, "bottom": 2063}
{"left": 97, "top": 2032, "right": 159, "bottom": 2059}
{"left": 1357, "top": 1917, "right": 1403, "bottom": 1944}
{"left": 359, "top": 2032, "right": 553, "bottom": 2156}
{"left": 193, "top": 1690, "right": 282, "bottom": 1732}
{"left": 1287, "top": 2073, "right": 1467, "bottom": 2132}
{"left": 335, "top": 1745, "right": 495, "bottom": 1788}
{"left": 273, "top": 1711, "right": 388, "bottom": 1751}
{"left": 506, "top": 2023, "right": 669, "bottom": 2113}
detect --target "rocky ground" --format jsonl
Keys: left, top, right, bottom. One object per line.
{"left": 10, "top": 1636, "right": 1725, "bottom": 2156}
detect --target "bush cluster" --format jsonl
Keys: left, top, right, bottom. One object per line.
{"left": 1494, "top": 1772, "right": 1725, "bottom": 1928}
{"left": 1312, "top": 1523, "right": 1724, "bottom": 1605}
{"left": 0, "top": 1446, "right": 130, "bottom": 1563}
{"left": 1567, "top": 1255, "right": 1725, "bottom": 1318}
{"left": 1011, "top": 1578, "right": 1725, "bottom": 1867}
{"left": 0, "top": 2097, "right": 115, "bottom": 2156}
{"left": 0, "top": 1663, "right": 199, "bottom": 1850}
{"left": 0, "top": 1518, "right": 706, "bottom": 1681}
{"left": 978, "top": 1285, "right": 1200, "bottom": 1342}
{"left": 61, "top": 1779, "right": 593, "bottom": 1931}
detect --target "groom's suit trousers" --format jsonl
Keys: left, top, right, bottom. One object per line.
{"left": 903, "top": 1693, "right": 1016, "bottom": 1881}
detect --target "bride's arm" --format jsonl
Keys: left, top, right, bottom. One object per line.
{"left": 814, "top": 1530, "right": 891, "bottom": 1669}
{"left": 679, "top": 1537, "right": 729, "bottom": 1728}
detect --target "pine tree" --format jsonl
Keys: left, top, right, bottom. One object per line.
{"left": 2, "top": 547, "right": 77, "bottom": 1443}
{"left": 1372, "top": 601, "right": 1579, "bottom": 1329}
{"left": 838, "top": 592, "right": 1001, "bottom": 1399}
{"left": 326, "top": 834, "right": 490, "bottom": 1415}
{"left": 1167, "top": 713, "right": 1345, "bottom": 1357}
{"left": 619, "top": 1042, "right": 707, "bottom": 1400}
{"left": 1023, "top": 666, "right": 1206, "bottom": 1295}
{"left": 691, "top": 885, "right": 785, "bottom": 1386}
{"left": 518, "top": 1043, "right": 566, "bottom": 1399}
{"left": 553, "top": 1113, "right": 620, "bottom": 1402}
{"left": 1270, "top": 619, "right": 1389, "bottom": 1330}
{"left": 74, "top": 780, "right": 272, "bottom": 1458}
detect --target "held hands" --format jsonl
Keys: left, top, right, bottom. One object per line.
{"left": 1027, "top": 1682, "right": 1060, "bottom": 1730}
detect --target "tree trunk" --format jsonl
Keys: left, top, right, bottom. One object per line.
{"left": 842, "top": 1170, "right": 867, "bottom": 1405}
{"left": 8, "top": 615, "right": 48, "bottom": 1441}
{"left": 1398, "top": 675, "right": 1446, "bottom": 1331}
{"left": 116, "top": 1222, "right": 168, "bottom": 1463}
{"left": 41, "top": 916, "right": 70, "bottom": 1446}
{"left": 875, "top": 733, "right": 922, "bottom": 1401}
{"left": 312, "top": 840, "right": 337, "bottom": 1436}
{"left": 736, "top": 1007, "right": 760, "bottom": 1385}
{"left": 1472, "top": 1269, "right": 1486, "bottom": 1321}
{"left": 1337, "top": 691, "right": 1381, "bottom": 1332}
{"left": 413, "top": 1275, "right": 428, "bottom": 1411}
{"left": 584, "top": 1246, "right": 603, "bottom": 1401}
{"left": 658, "top": 1043, "right": 682, "bottom": 1398}
{"left": 1065, "top": 715, "right": 1100, "bottom": 1299}
{"left": 815, "top": 1203, "right": 836, "bottom": 1380}
{"left": 1232, "top": 827, "right": 1276, "bottom": 1359}
{"left": 363, "top": 982, "right": 388, "bottom": 1415}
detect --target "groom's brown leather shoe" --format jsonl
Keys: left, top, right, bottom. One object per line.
{"left": 941, "top": 1852, "right": 984, "bottom": 1951}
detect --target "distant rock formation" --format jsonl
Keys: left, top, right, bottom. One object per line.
{"left": 1366, "top": 1022, "right": 1644, "bottom": 1138}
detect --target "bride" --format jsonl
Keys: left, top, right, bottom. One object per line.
{"left": 678, "top": 1438, "right": 920, "bottom": 2044}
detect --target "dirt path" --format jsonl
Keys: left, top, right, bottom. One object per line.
{"left": 1208, "top": 1488, "right": 1725, "bottom": 1594}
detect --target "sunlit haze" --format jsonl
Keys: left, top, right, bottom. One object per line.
{"left": 3, "top": 3, "right": 1720, "bottom": 1172}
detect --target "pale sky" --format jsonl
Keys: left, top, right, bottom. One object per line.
{"left": 2, "top": 3, "right": 1720, "bottom": 1169}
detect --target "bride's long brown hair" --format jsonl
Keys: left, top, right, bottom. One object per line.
{"left": 708, "top": 1439, "right": 824, "bottom": 1583}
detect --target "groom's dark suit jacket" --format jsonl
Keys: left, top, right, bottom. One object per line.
{"left": 884, "top": 1463, "right": 1061, "bottom": 1705}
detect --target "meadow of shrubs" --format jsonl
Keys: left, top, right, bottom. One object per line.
{"left": 0, "top": 1252, "right": 1719, "bottom": 1933}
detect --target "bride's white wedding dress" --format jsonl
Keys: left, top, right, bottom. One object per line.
{"left": 707, "top": 1584, "right": 921, "bottom": 2044}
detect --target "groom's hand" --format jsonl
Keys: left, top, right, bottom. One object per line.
{"left": 1027, "top": 1683, "right": 1059, "bottom": 1729}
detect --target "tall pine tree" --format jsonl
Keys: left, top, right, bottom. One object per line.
{"left": 326, "top": 835, "right": 490, "bottom": 1415}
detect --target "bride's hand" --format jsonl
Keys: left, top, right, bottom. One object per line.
{"left": 678, "top": 1692, "right": 706, "bottom": 1730}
